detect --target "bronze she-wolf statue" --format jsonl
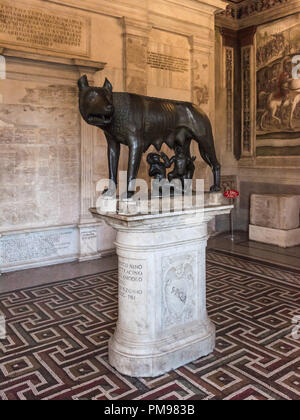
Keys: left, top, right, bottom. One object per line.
{"left": 78, "top": 75, "right": 221, "bottom": 197}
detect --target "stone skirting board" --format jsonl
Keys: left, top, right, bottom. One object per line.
{"left": 90, "top": 199, "right": 232, "bottom": 377}
{"left": 0, "top": 224, "right": 116, "bottom": 273}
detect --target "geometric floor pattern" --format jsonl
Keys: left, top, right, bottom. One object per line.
{"left": 0, "top": 249, "right": 299, "bottom": 400}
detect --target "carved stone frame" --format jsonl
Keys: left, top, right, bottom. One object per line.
{"left": 0, "top": 48, "right": 106, "bottom": 264}
{"left": 221, "top": 26, "right": 256, "bottom": 160}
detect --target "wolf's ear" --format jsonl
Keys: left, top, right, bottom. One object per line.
{"left": 78, "top": 75, "right": 89, "bottom": 90}
{"left": 103, "top": 78, "right": 113, "bottom": 92}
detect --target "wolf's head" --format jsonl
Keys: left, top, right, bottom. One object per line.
{"left": 78, "top": 75, "right": 114, "bottom": 127}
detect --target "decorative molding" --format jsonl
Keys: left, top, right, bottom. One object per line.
{"left": 216, "top": 0, "right": 300, "bottom": 30}
{"left": 241, "top": 46, "right": 252, "bottom": 156}
{"left": 0, "top": 47, "right": 106, "bottom": 84}
{"left": 220, "top": 26, "right": 257, "bottom": 55}
{"left": 225, "top": 47, "right": 234, "bottom": 152}
{"left": 217, "top": 0, "right": 290, "bottom": 22}
{"left": 220, "top": 25, "right": 257, "bottom": 159}
{"left": 41, "top": 0, "right": 148, "bottom": 22}
{"left": 164, "top": 0, "right": 226, "bottom": 14}
{"left": 239, "top": 26, "right": 256, "bottom": 158}
{"left": 43, "top": 0, "right": 225, "bottom": 19}
{"left": 0, "top": 48, "right": 106, "bottom": 70}
{"left": 220, "top": 27, "right": 238, "bottom": 48}
{"left": 239, "top": 25, "right": 257, "bottom": 47}
{"left": 0, "top": 223, "right": 78, "bottom": 237}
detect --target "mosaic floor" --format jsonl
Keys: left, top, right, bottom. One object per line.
{"left": 0, "top": 249, "right": 299, "bottom": 400}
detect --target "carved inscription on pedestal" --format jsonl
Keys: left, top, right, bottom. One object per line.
{"left": 119, "top": 260, "right": 144, "bottom": 303}
{"left": 118, "top": 259, "right": 147, "bottom": 333}
{"left": 0, "top": 1, "right": 90, "bottom": 56}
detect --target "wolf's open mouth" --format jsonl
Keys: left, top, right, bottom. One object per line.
{"left": 88, "top": 114, "right": 112, "bottom": 125}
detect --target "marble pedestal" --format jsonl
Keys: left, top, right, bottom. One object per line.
{"left": 90, "top": 196, "right": 232, "bottom": 377}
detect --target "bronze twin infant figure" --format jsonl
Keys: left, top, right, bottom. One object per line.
{"left": 78, "top": 75, "right": 221, "bottom": 197}
{"left": 146, "top": 148, "right": 196, "bottom": 191}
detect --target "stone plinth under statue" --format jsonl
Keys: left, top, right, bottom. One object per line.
{"left": 90, "top": 194, "right": 232, "bottom": 377}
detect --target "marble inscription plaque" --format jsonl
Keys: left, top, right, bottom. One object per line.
{"left": 0, "top": 81, "right": 80, "bottom": 231}
{"left": 147, "top": 30, "right": 191, "bottom": 92}
{"left": 147, "top": 51, "right": 189, "bottom": 73}
{"left": 79, "top": 228, "right": 98, "bottom": 258}
{"left": 0, "top": 1, "right": 90, "bottom": 56}
{"left": 0, "top": 228, "right": 77, "bottom": 266}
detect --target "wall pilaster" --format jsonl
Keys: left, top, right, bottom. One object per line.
{"left": 122, "top": 17, "right": 152, "bottom": 95}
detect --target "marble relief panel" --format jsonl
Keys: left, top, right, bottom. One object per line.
{"left": 162, "top": 252, "right": 197, "bottom": 330}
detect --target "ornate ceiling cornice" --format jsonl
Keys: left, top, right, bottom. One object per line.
{"left": 216, "top": 0, "right": 295, "bottom": 29}
{"left": 221, "top": 0, "right": 289, "bottom": 20}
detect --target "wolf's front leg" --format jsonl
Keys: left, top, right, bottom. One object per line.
{"left": 127, "top": 141, "right": 143, "bottom": 198}
{"left": 104, "top": 134, "right": 120, "bottom": 196}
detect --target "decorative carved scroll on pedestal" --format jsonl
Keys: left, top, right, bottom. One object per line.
{"left": 162, "top": 253, "right": 197, "bottom": 329}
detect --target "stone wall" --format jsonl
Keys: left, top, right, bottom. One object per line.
{"left": 0, "top": 0, "right": 225, "bottom": 272}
